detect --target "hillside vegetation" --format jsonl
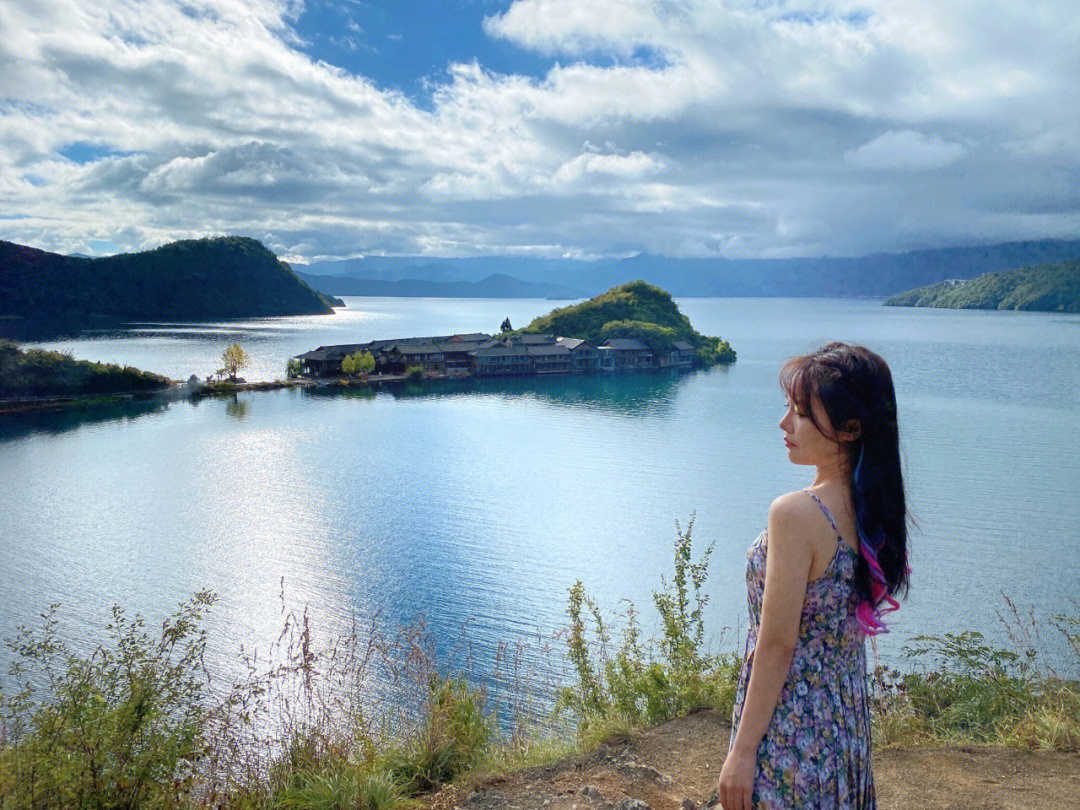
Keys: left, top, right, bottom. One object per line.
{"left": 0, "top": 236, "right": 340, "bottom": 323}
{"left": 885, "top": 259, "right": 1080, "bottom": 312}
{"left": 522, "top": 280, "right": 735, "bottom": 364}
{"left": 0, "top": 340, "right": 169, "bottom": 398}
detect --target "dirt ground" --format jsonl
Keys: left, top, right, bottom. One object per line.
{"left": 427, "top": 709, "right": 1080, "bottom": 810}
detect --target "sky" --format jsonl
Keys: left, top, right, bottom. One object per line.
{"left": 1, "top": 0, "right": 1078, "bottom": 262}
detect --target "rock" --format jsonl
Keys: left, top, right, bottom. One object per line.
{"left": 616, "top": 761, "right": 673, "bottom": 786}
{"left": 596, "top": 743, "right": 613, "bottom": 760}
{"left": 616, "top": 799, "right": 650, "bottom": 810}
{"left": 681, "top": 799, "right": 698, "bottom": 810}
{"left": 582, "top": 786, "right": 604, "bottom": 801}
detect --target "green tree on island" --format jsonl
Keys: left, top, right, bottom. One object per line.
{"left": 500, "top": 317, "right": 513, "bottom": 333}
{"left": 341, "top": 350, "right": 375, "bottom": 377}
{"left": 286, "top": 358, "right": 302, "bottom": 379}
{"left": 356, "top": 350, "right": 376, "bottom": 375}
{"left": 220, "top": 343, "right": 248, "bottom": 382}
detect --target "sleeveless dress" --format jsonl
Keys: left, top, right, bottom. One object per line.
{"left": 728, "top": 491, "right": 875, "bottom": 809}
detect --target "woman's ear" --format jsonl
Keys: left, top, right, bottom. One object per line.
{"left": 837, "top": 419, "right": 862, "bottom": 443}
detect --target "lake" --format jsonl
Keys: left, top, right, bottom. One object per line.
{"left": 2, "top": 297, "right": 1079, "bottom": 705}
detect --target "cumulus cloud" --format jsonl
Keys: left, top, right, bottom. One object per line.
{"left": 0, "top": 0, "right": 1078, "bottom": 259}
{"left": 844, "top": 130, "right": 965, "bottom": 171}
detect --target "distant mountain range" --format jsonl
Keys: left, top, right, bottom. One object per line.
{"left": 298, "top": 239, "right": 1080, "bottom": 299}
{"left": 295, "top": 271, "right": 585, "bottom": 299}
{"left": 885, "top": 259, "right": 1080, "bottom": 313}
{"left": 1, "top": 237, "right": 341, "bottom": 326}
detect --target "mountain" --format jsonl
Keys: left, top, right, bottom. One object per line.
{"left": 296, "top": 239, "right": 1080, "bottom": 299}
{"left": 884, "top": 259, "right": 1080, "bottom": 312}
{"left": 296, "top": 271, "right": 585, "bottom": 299}
{"left": 522, "top": 279, "right": 735, "bottom": 364}
{"left": 0, "top": 237, "right": 341, "bottom": 323}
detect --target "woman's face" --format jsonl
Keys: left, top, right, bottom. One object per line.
{"left": 779, "top": 393, "right": 841, "bottom": 467}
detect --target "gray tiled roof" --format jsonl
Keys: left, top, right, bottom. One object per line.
{"left": 673, "top": 341, "right": 694, "bottom": 351}
{"left": 471, "top": 345, "right": 532, "bottom": 357}
{"left": 394, "top": 343, "right": 443, "bottom": 355}
{"left": 527, "top": 345, "right": 571, "bottom": 357}
{"left": 556, "top": 337, "right": 592, "bottom": 350}
{"left": 603, "top": 338, "right": 651, "bottom": 351}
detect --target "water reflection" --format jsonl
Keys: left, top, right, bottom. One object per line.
{"left": 0, "top": 394, "right": 176, "bottom": 441}
{"left": 304, "top": 367, "right": 726, "bottom": 416}
{"left": 224, "top": 396, "right": 250, "bottom": 419}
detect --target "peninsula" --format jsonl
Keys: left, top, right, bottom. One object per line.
{"left": 884, "top": 258, "right": 1080, "bottom": 313}
{"left": 295, "top": 281, "right": 735, "bottom": 378}
{"left": 0, "top": 339, "right": 169, "bottom": 403}
{"left": 0, "top": 236, "right": 341, "bottom": 325}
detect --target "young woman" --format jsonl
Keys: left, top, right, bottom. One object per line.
{"left": 718, "top": 342, "right": 910, "bottom": 810}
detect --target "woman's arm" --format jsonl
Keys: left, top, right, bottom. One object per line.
{"left": 719, "top": 494, "right": 814, "bottom": 810}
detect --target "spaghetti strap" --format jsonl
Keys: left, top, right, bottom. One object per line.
{"left": 804, "top": 489, "right": 842, "bottom": 537}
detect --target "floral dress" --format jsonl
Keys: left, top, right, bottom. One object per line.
{"left": 729, "top": 491, "right": 875, "bottom": 809}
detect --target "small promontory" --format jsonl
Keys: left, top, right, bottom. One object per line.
{"left": 522, "top": 280, "right": 735, "bottom": 364}
{"left": 0, "top": 236, "right": 341, "bottom": 323}
{"left": 884, "top": 259, "right": 1080, "bottom": 313}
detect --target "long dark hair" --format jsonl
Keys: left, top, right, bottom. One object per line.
{"left": 780, "top": 341, "right": 910, "bottom": 635}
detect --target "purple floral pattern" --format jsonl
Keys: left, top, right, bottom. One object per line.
{"left": 729, "top": 493, "right": 875, "bottom": 809}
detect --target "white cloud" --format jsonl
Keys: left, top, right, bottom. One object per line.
{"left": 0, "top": 0, "right": 1078, "bottom": 259}
{"left": 844, "top": 130, "right": 965, "bottom": 171}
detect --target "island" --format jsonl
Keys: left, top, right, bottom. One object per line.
{"left": 0, "top": 236, "right": 342, "bottom": 326}
{"left": 295, "top": 280, "right": 735, "bottom": 378}
{"left": 884, "top": 259, "right": 1080, "bottom": 313}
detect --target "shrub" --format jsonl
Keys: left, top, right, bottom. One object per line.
{"left": 871, "top": 604, "right": 1080, "bottom": 750}
{"left": 405, "top": 365, "right": 424, "bottom": 382}
{"left": 0, "top": 591, "right": 216, "bottom": 809}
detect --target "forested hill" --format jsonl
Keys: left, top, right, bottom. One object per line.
{"left": 0, "top": 237, "right": 341, "bottom": 323}
{"left": 522, "top": 280, "right": 735, "bottom": 364}
{"left": 884, "top": 259, "right": 1080, "bottom": 313}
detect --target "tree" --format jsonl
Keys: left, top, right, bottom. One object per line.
{"left": 357, "top": 350, "right": 376, "bottom": 374}
{"left": 221, "top": 342, "right": 248, "bottom": 382}
{"left": 340, "top": 354, "right": 356, "bottom": 376}
{"left": 500, "top": 317, "right": 513, "bottom": 333}
{"left": 286, "top": 358, "right": 302, "bottom": 378}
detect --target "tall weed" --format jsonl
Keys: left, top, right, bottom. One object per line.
{"left": 556, "top": 516, "right": 740, "bottom": 735}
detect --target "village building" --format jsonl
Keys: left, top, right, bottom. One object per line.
{"left": 557, "top": 338, "right": 601, "bottom": 371}
{"left": 601, "top": 338, "right": 654, "bottom": 370}
{"left": 527, "top": 344, "right": 572, "bottom": 374}
{"left": 295, "top": 331, "right": 698, "bottom": 378}
{"left": 470, "top": 343, "right": 534, "bottom": 376}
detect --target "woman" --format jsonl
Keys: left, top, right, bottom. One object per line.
{"left": 718, "top": 342, "right": 910, "bottom": 810}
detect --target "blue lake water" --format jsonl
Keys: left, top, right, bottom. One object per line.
{"left": 2, "top": 297, "right": 1079, "bottom": 702}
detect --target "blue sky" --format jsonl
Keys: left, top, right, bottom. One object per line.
{"left": 1, "top": 1, "right": 1078, "bottom": 262}
{"left": 292, "top": 1, "right": 556, "bottom": 101}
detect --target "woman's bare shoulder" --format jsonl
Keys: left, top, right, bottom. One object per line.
{"left": 768, "top": 489, "right": 816, "bottom": 520}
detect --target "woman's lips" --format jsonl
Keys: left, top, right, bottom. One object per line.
{"left": 784, "top": 438, "right": 795, "bottom": 448}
